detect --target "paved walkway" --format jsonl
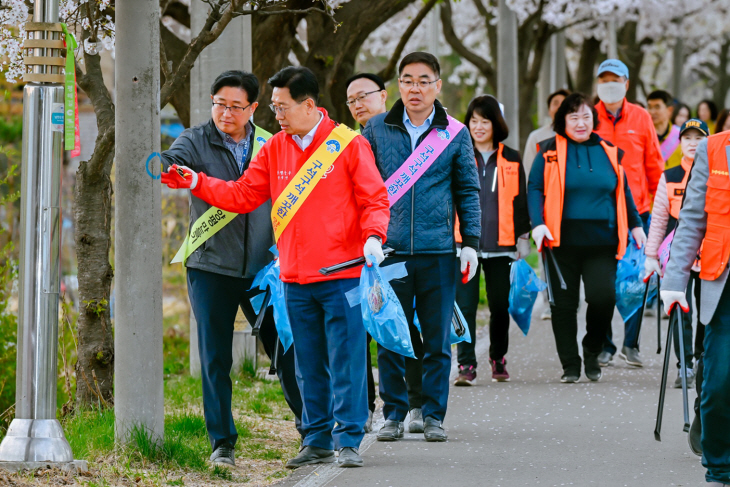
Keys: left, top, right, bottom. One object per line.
{"left": 281, "top": 299, "right": 705, "bottom": 487}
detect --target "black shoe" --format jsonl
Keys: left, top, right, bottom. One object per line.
{"left": 560, "top": 371, "right": 580, "bottom": 383}
{"left": 423, "top": 417, "right": 447, "bottom": 442}
{"left": 209, "top": 445, "right": 235, "bottom": 466}
{"left": 688, "top": 413, "right": 702, "bottom": 457}
{"left": 285, "top": 446, "right": 336, "bottom": 469}
{"left": 338, "top": 447, "right": 363, "bottom": 468}
{"left": 377, "top": 420, "right": 404, "bottom": 441}
{"left": 584, "top": 354, "right": 602, "bottom": 382}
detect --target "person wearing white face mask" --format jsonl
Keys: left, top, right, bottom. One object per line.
{"left": 593, "top": 59, "right": 665, "bottom": 369}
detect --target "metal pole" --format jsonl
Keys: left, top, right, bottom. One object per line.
{"left": 114, "top": 0, "right": 164, "bottom": 443}
{"left": 497, "top": 0, "right": 519, "bottom": 148}
{"left": 0, "top": 0, "right": 80, "bottom": 468}
{"left": 607, "top": 19, "right": 618, "bottom": 59}
{"left": 672, "top": 33, "right": 684, "bottom": 100}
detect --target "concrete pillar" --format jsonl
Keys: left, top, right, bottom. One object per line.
{"left": 114, "top": 0, "right": 164, "bottom": 443}
{"left": 188, "top": 2, "right": 257, "bottom": 377}
{"left": 607, "top": 19, "right": 618, "bottom": 59}
{"left": 553, "top": 33, "right": 567, "bottom": 91}
{"left": 672, "top": 35, "right": 684, "bottom": 100}
{"left": 537, "top": 39, "right": 552, "bottom": 124}
{"left": 497, "top": 0, "right": 519, "bottom": 148}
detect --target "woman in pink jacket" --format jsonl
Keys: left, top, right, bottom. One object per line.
{"left": 644, "top": 119, "right": 709, "bottom": 389}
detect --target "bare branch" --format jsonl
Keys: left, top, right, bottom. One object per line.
{"left": 440, "top": 0, "right": 496, "bottom": 87}
{"left": 378, "top": 0, "right": 439, "bottom": 82}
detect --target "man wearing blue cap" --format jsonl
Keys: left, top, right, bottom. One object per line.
{"left": 594, "top": 59, "right": 665, "bottom": 369}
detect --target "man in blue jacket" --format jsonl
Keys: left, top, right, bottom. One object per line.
{"left": 362, "top": 52, "right": 481, "bottom": 442}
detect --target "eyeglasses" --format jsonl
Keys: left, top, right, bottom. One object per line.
{"left": 269, "top": 102, "right": 303, "bottom": 116}
{"left": 212, "top": 102, "right": 252, "bottom": 114}
{"left": 398, "top": 79, "right": 440, "bottom": 89}
{"left": 345, "top": 90, "right": 382, "bottom": 107}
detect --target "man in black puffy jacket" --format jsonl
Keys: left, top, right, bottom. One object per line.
{"left": 362, "top": 52, "right": 481, "bottom": 442}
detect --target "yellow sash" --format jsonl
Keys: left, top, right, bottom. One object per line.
{"left": 271, "top": 124, "right": 358, "bottom": 241}
{"left": 171, "top": 125, "right": 271, "bottom": 265}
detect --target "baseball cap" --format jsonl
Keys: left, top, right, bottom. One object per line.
{"left": 597, "top": 59, "right": 629, "bottom": 79}
{"left": 679, "top": 118, "right": 709, "bottom": 137}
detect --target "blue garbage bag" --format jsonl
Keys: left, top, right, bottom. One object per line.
{"left": 508, "top": 259, "right": 547, "bottom": 336}
{"left": 250, "top": 246, "right": 293, "bottom": 353}
{"left": 413, "top": 303, "right": 472, "bottom": 344}
{"left": 615, "top": 234, "right": 657, "bottom": 321}
{"left": 345, "top": 260, "right": 415, "bottom": 358}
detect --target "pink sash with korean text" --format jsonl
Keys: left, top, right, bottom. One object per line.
{"left": 384, "top": 115, "right": 466, "bottom": 205}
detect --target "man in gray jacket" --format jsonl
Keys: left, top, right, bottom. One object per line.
{"left": 661, "top": 131, "right": 730, "bottom": 486}
{"left": 162, "top": 70, "right": 302, "bottom": 466}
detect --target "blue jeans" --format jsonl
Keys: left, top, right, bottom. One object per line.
{"left": 284, "top": 278, "right": 367, "bottom": 450}
{"left": 701, "top": 280, "right": 730, "bottom": 483}
{"left": 378, "top": 255, "right": 456, "bottom": 423}
{"left": 604, "top": 211, "right": 651, "bottom": 354}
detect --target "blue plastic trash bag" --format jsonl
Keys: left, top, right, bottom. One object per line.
{"left": 615, "top": 234, "right": 657, "bottom": 321}
{"left": 250, "top": 246, "right": 293, "bottom": 353}
{"left": 413, "top": 303, "right": 472, "bottom": 344}
{"left": 345, "top": 260, "right": 415, "bottom": 358}
{"left": 508, "top": 259, "right": 547, "bottom": 336}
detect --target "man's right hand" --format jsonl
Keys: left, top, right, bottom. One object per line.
{"left": 660, "top": 289, "right": 689, "bottom": 315}
{"left": 161, "top": 164, "right": 198, "bottom": 190}
{"left": 531, "top": 224, "right": 553, "bottom": 252}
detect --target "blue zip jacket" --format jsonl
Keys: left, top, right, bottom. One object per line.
{"left": 362, "top": 99, "right": 481, "bottom": 254}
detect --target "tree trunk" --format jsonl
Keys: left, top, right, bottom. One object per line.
{"left": 713, "top": 39, "right": 730, "bottom": 109}
{"left": 575, "top": 37, "right": 601, "bottom": 96}
{"left": 73, "top": 47, "right": 116, "bottom": 407}
{"left": 617, "top": 21, "right": 648, "bottom": 103}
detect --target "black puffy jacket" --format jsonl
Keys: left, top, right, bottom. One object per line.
{"left": 161, "top": 119, "right": 275, "bottom": 279}
{"left": 362, "top": 99, "right": 481, "bottom": 254}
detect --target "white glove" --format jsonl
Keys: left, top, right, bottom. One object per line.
{"left": 516, "top": 235, "right": 531, "bottom": 259}
{"left": 363, "top": 237, "right": 384, "bottom": 266}
{"left": 531, "top": 224, "right": 553, "bottom": 251}
{"left": 460, "top": 246, "right": 478, "bottom": 282}
{"left": 631, "top": 226, "right": 647, "bottom": 248}
{"left": 644, "top": 257, "right": 662, "bottom": 280}
{"left": 660, "top": 289, "right": 689, "bottom": 315}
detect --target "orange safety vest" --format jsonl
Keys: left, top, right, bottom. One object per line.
{"left": 665, "top": 158, "right": 692, "bottom": 220}
{"left": 542, "top": 134, "right": 629, "bottom": 260}
{"left": 699, "top": 133, "right": 730, "bottom": 281}
{"left": 454, "top": 143, "right": 521, "bottom": 246}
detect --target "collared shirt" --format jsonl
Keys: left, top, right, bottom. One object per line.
{"left": 216, "top": 123, "right": 252, "bottom": 174}
{"left": 293, "top": 113, "right": 324, "bottom": 151}
{"left": 606, "top": 102, "right": 624, "bottom": 126}
{"left": 403, "top": 106, "right": 436, "bottom": 150}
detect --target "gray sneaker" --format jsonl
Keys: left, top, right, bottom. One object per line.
{"left": 673, "top": 367, "right": 695, "bottom": 388}
{"left": 408, "top": 408, "right": 424, "bottom": 433}
{"left": 285, "top": 446, "right": 336, "bottom": 469}
{"left": 338, "top": 447, "right": 363, "bottom": 468}
{"left": 376, "top": 420, "right": 404, "bottom": 441}
{"left": 209, "top": 445, "right": 235, "bottom": 466}
{"left": 423, "top": 417, "right": 447, "bottom": 442}
{"left": 364, "top": 410, "right": 373, "bottom": 433}
{"left": 597, "top": 351, "right": 614, "bottom": 367}
{"left": 619, "top": 346, "right": 643, "bottom": 367}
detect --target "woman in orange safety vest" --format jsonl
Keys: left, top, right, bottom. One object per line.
{"left": 527, "top": 93, "right": 645, "bottom": 384}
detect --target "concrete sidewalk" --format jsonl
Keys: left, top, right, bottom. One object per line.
{"left": 280, "top": 300, "right": 705, "bottom": 487}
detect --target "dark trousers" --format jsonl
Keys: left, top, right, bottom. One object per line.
{"left": 455, "top": 256, "right": 512, "bottom": 367}
{"left": 548, "top": 246, "right": 617, "bottom": 374}
{"left": 366, "top": 335, "right": 376, "bottom": 412}
{"left": 701, "top": 280, "right": 730, "bottom": 483}
{"left": 604, "top": 212, "right": 651, "bottom": 353}
{"left": 284, "top": 278, "right": 367, "bottom": 450}
{"left": 673, "top": 271, "right": 704, "bottom": 368}
{"left": 378, "top": 255, "right": 455, "bottom": 423}
{"left": 187, "top": 268, "right": 303, "bottom": 451}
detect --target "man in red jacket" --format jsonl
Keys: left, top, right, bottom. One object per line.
{"left": 594, "top": 59, "right": 664, "bottom": 368}
{"left": 161, "top": 66, "right": 390, "bottom": 469}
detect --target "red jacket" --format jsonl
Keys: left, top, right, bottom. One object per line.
{"left": 191, "top": 109, "right": 390, "bottom": 284}
{"left": 594, "top": 100, "right": 664, "bottom": 214}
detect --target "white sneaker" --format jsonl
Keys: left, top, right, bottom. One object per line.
{"left": 364, "top": 410, "right": 373, "bottom": 433}
{"left": 541, "top": 308, "right": 552, "bottom": 320}
{"left": 408, "top": 408, "right": 424, "bottom": 433}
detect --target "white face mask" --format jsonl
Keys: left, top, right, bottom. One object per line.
{"left": 597, "top": 81, "right": 627, "bottom": 105}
